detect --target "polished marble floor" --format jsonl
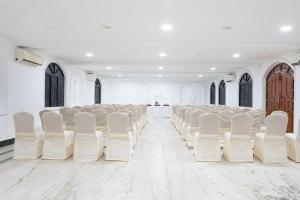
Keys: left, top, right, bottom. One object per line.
{"left": 1, "top": 118, "right": 300, "bottom": 200}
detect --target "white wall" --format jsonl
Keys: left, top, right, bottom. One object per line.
{"left": 0, "top": 36, "right": 94, "bottom": 142}
{"left": 102, "top": 80, "right": 205, "bottom": 105}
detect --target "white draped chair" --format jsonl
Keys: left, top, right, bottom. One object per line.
{"left": 218, "top": 111, "right": 233, "bottom": 133}
{"left": 65, "top": 108, "right": 81, "bottom": 131}
{"left": 194, "top": 113, "right": 221, "bottom": 161}
{"left": 186, "top": 110, "right": 204, "bottom": 147}
{"left": 42, "top": 112, "right": 74, "bottom": 160}
{"left": 39, "top": 109, "right": 51, "bottom": 130}
{"left": 286, "top": 119, "right": 300, "bottom": 162}
{"left": 246, "top": 110, "right": 265, "bottom": 134}
{"left": 13, "top": 112, "right": 43, "bottom": 159}
{"left": 223, "top": 114, "right": 253, "bottom": 162}
{"left": 59, "top": 107, "right": 69, "bottom": 123}
{"left": 181, "top": 108, "right": 194, "bottom": 140}
{"left": 92, "top": 109, "right": 108, "bottom": 145}
{"left": 81, "top": 107, "right": 93, "bottom": 113}
{"left": 120, "top": 109, "right": 138, "bottom": 146}
{"left": 106, "top": 112, "right": 133, "bottom": 161}
{"left": 254, "top": 114, "right": 288, "bottom": 163}
{"left": 73, "top": 112, "right": 104, "bottom": 161}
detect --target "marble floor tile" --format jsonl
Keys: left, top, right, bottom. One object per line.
{"left": 1, "top": 118, "right": 300, "bottom": 200}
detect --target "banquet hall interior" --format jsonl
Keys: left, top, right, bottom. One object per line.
{"left": 0, "top": 0, "right": 300, "bottom": 200}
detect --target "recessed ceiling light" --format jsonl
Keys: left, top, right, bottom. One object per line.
{"left": 157, "top": 74, "right": 163, "bottom": 77}
{"left": 232, "top": 53, "right": 241, "bottom": 58}
{"left": 222, "top": 26, "right": 232, "bottom": 30}
{"left": 198, "top": 74, "right": 203, "bottom": 78}
{"left": 106, "top": 66, "right": 112, "bottom": 70}
{"left": 211, "top": 67, "right": 216, "bottom": 71}
{"left": 85, "top": 53, "right": 94, "bottom": 57}
{"left": 280, "top": 25, "right": 293, "bottom": 32}
{"left": 158, "top": 66, "right": 164, "bottom": 70}
{"left": 102, "top": 25, "right": 112, "bottom": 29}
{"left": 159, "top": 53, "right": 167, "bottom": 57}
{"left": 161, "top": 24, "right": 173, "bottom": 32}
{"left": 117, "top": 74, "right": 123, "bottom": 77}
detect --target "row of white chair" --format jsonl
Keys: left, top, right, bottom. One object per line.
{"left": 171, "top": 105, "right": 300, "bottom": 163}
{"left": 13, "top": 104, "right": 148, "bottom": 161}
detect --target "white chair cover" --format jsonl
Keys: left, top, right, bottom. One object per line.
{"left": 42, "top": 112, "right": 74, "bottom": 160}
{"left": 194, "top": 113, "right": 221, "bottom": 161}
{"left": 13, "top": 112, "right": 43, "bottom": 159}
{"left": 106, "top": 112, "right": 133, "bottom": 161}
{"left": 73, "top": 112, "right": 104, "bottom": 161}
{"left": 65, "top": 108, "right": 81, "bottom": 131}
{"left": 254, "top": 114, "right": 288, "bottom": 162}
{"left": 223, "top": 114, "right": 253, "bottom": 162}
{"left": 39, "top": 109, "right": 51, "bottom": 130}
{"left": 286, "top": 119, "right": 300, "bottom": 162}
{"left": 186, "top": 110, "right": 203, "bottom": 147}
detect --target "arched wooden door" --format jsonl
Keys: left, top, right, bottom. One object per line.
{"left": 266, "top": 63, "right": 294, "bottom": 132}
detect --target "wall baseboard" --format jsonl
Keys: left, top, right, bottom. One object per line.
{"left": 0, "top": 138, "right": 15, "bottom": 148}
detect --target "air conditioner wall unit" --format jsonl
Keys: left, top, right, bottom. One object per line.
{"left": 224, "top": 73, "right": 236, "bottom": 82}
{"left": 15, "top": 48, "right": 44, "bottom": 66}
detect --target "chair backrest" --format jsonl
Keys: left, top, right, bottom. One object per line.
{"left": 271, "top": 110, "right": 288, "bottom": 117}
{"left": 218, "top": 111, "right": 233, "bottom": 128}
{"left": 199, "top": 113, "right": 219, "bottom": 135}
{"left": 81, "top": 107, "right": 93, "bottom": 113}
{"left": 59, "top": 107, "right": 69, "bottom": 121}
{"left": 75, "top": 112, "right": 96, "bottom": 134}
{"left": 119, "top": 109, "right": 134, "bottom": 127}
{"left": 231, "top": 114, "right": 252, "bottom": 135}
{"left": 65, "top": 108, "right": 81, "bottom": 126}
{"left": 39, "top": 109, "right": 51, "bottom": 130}
{"left": 185, "top": 108, "right": 195, "bottom": 124}
{"left": 42, "top": 112, "right": 64, "bottom": 134}
{"left": 266, "top": 114, "right": 288, "bottom": 136}
{"left": 13, "top": 112, "right": 35, "bottom": 137}
{"left": 107, "top": 112, "right": 129, "bottom": 134}
{"left": 91, "top": 109, "right": 108, "bottom": 126}
{"left": 73, "top": 106, "right": 82, "bottom": 110}
{"left": 190, "top": 110, "right": 204, "bottom": 128}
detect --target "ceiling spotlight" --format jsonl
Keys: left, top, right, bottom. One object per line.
{"left": 85, "top": 52, "right": 94, "bottom": 57}
{"left": 106, "top": 66, "right": 112, "bottom": 70}
{"left": 198, "top": 74, "right": 203, "bottom": 78}
{"left": 157, "top": 74, "right": 163, "bottom": 77}
{"left": 159, "top": 52, "right": 167, "bottom": 57}
{"left": 222, "top": 26, "right": 232, "bottom": 30}
{"left": 161, "top": 24, "right": 173, "bottom": 32}
{"left": 117, "top": 74, "right": 123, "bottom": 77}
{"left": 232, "top": 53, "right": 241, "bottom": 58}
{"left": 280, "top": 25, "right": 293, "bottom": 32}
{"left": 158, "top": 66, "right": 164, "bottom": 70}
{"left": 102, "top": 25, "right": 112, "bottom": 29}
{"left": 211, "top": 67, "right": 216, "bottom": 71}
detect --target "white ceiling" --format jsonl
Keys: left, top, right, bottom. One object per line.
{"left": 0, "top": 0, "right": 300, "bottom": 79}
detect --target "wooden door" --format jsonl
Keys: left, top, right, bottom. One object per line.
{"left": 266, "top": 63, "right": 294, "bottom": 132}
